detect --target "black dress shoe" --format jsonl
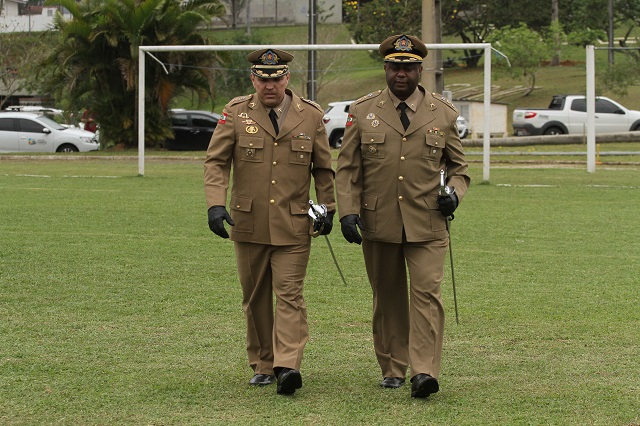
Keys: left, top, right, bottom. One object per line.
{"left": 411, "top": 373, "right": 439, "bottom": 398}
{"left": 249, "top": 373, "right": 276, "bottom": 386}
{"left": 380, "top": 377, "right": 406, "bottom": 388}
{"left": 276, "top": 368, "right": 302, "bottom": 395}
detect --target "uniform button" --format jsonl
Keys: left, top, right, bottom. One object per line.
{"left": 400, "top": 156, "right": 406, "bottom": 161}
{"left": 269, "top": 199, "right": 275, "bottom": 205}
{"left": 301, "top": 145, "right": 305, "bottom": 149}
{"left": 274, "top": 142, "right": 278, "bottom": 146}
{"left": 364, "top": 203, "right": 368, "bottom": 207}
{"left": 236, "top": 205, "right": 240, "bottom": 208}
{"left": 435, "top": 141, "right": 438, "bottom": 145}
{"left": 300, "top": 154, "right": 304, "bottom": 159}
{"left": 402, "top": 137, "right": 407, "bottom": 142}
{"left": 370, "top": 138, "right": 375, "bottom": 142}
{"left": 271, "top": 180, "right": 276, "bottom": 185}
{"left": 273, "top": 161, "right": 277, "bottom": 165}
{"left": 398, "top": 196, "right": 404, "bottom": 201}
{"left": 249, "top": 143, "right": 254, "bottom": 147}
{"left": 398, "top": 176, "right": 404, "bottom": 181}
{"left": 433, "top": 149, "right": 437, "bottom": 154}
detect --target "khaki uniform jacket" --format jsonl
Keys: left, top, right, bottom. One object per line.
{"left": 336, "top": 87, "right": 470, "bottom": 243}
{"left": 204, "top": 89, "right": 335, "bottom": 245}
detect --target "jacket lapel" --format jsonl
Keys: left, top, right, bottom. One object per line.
{"left": 279, "top": 93, "right": 304, "bottom": 137}
{"left": 375, "top": 90, "right": 405, "bottom": 134}
{"left": 246, "top": 95, "right": 277, "bottom": 138}
{"left": 407, "top": 90, "right": 437, "bottom": 135}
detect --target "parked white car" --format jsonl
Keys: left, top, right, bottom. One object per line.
{"left": 0, "top": 111, "right": 99, "bottom": 153}
{"left": 323, "top": 100, "right": 353, "bottom": 148}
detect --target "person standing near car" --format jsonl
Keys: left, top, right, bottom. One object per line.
{"left": 203, "top": 48, "right": 335, "bottom": 395}
{"left": 336, "top": 34, "right": 470, "bottom": 398}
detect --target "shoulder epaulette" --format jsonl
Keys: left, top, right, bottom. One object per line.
{"left": 301, "top": 97, "right": 324, "bottom": 112}
{"left": 354, "top": 90, "right": 382, "bottom": 105}
{"left": 228, "top": 94, "right": 252, "bottom": 106}
{"left": 432, "top": 92, "right": 458, "bottom": 113}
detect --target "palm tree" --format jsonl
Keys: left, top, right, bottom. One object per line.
{"left": 40, "top": 0, "right": 226, "bottom": 148}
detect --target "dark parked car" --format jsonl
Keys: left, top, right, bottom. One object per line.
{"left": 165, "top": 109, "right": 220, "bottom": 150}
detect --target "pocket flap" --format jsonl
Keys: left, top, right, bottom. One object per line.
{"left": 230, "top": 195, "right": 252, "bottom": 212}
{"left": 425, "top": 133, "right": 445, "bottom": 148}
{"left": 290, "top": 200, "right": 310, "bottom": 215}
{"left": 361, "top": 132, "right": 385, "bottom": 144}
{"left": 238, "top": 136, "right": 264, "bottom": 149}
{"left": 361, "top": 193, "right": 378, "bottom": 211}
{"left": 291, "top": 139, "right": 312, "bottom": 152}
{"left": 424, "top": 196, "right": 439, "bottom": 210}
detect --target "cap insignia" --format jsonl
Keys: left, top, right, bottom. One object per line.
{"left": 394, "top": 36, "right": 414, "bottom": 52}
{"left": 260, "top": 50, "right": 279, "bottom": 65}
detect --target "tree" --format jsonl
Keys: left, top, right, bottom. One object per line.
{"left": 40, "top": 0, "right": 226, "bottom": 148}
{"left": 0, "top": 26, "right": 48, "bottom": 109}
{"left": 486, "top": 23, "right": 550, "bottom": 95}
{"left": 344, "top": 0, "right": 422, "bottom": 60}
{"left": 441, "top": 0, "right": 554, "bottom": 67}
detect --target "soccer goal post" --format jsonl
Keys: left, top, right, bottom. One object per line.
{"left": 137, "top": 43, "right": 494, "bottom": 179}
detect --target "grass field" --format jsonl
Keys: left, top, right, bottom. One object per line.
{"left": 1, "top": 157, "right": 638, "bottom": 425}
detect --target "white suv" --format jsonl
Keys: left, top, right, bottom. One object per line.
{"left": 323, "top": 100, "right": 353, "bottom": 148}
{"left": 0, "top": 111, "right": 99, "bottom": 153}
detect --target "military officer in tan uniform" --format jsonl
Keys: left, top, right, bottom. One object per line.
{"left": 336, "top": 34, "right": 470, "bottom": 398}
{"left": 204, "top": 48, "right": 335, "bottom": 395}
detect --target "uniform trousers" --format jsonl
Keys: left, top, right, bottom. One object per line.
{"left": 362, "top": 236, "right": 448, "bottom": 380}
{"left": 234, "top": 241, "right": 310, "bottom": 375}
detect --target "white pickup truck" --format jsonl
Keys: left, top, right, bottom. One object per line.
{"left": 512, "top": 95, "right": 640, "bottom": 136}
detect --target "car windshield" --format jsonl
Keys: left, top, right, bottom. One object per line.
{"left": 36, "top": 115, "right": 66, "bottom": 130}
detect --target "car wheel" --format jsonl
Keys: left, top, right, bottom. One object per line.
{"left": 460, "top": 129, "right": 469, "bottom": 139}
{"left": 543, "top": 126, "right": 563, "bottom": 136}
{"left": 56, "top": 144, "right": 79, "bottom": 153}
{"left": 330, "top": 130, "right": 344, "bottom": 149}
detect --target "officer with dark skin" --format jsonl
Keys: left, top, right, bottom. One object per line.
{"left": 336, "top": 34, "right": 470, "bottom": 398}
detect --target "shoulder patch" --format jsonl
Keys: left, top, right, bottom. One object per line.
{"left": 432, "top": 92, "right": 458, "bottom": 113}
{"left": 301, "top": 97, "right": 324, "bottom": 112}
{"left": 354, "top": 90, "right": 382, "bottom": 105}
{"left": 228, "top": 94, "right": 252, "bottom": 106}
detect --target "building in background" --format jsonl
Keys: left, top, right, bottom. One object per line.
{"left": 1, "top": 0, "right": 343, "bottom": 33}
{"left": 214, "top": 0, "right": 342, "bottom": 27}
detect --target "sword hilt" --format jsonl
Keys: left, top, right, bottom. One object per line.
{"left": 308, "top": 200, "right": 328, "bottom": 237}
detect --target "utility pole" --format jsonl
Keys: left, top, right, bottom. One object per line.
{"left": 422, "top": 0, "right": 443, "bottom": 93}
{"left": 551, "top": 0, "right": 559, "bottom": 66}
{"left": 307, "top": 0, "right": 317, "bottom": 100}
{"left": 608, "top": 0, "right": 614, "bottom": 65}
{"left": 245, "top": 0, "right": 251, "bottom": 36}
{"left": 231, "top": 0, "right": 236, "bottom": 29}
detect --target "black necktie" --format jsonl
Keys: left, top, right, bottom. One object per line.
{"left": 398, "top": 102, "right": 410, "bottom": 131}
{"left": 269, "top": 109, "right": 279, "bottom": 135}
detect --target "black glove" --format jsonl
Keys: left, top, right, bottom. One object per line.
{"left": 208, "top": 205, "right": 235, "bottom": 239}
{"left": 340, "top": 214, "right": 364, "bottom": 245}
{"left": 314, "top": 211, "right": 335, "bottom": 235}
{"left": 437, "top": 191, "right": 458, "bottom": 218}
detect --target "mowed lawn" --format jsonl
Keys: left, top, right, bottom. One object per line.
{"left": 1, "top": 157, "right": 638, "bottom": 425}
